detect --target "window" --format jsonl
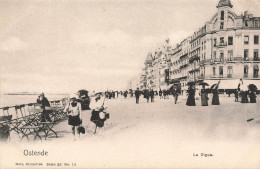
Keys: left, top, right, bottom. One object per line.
{"left": 255, "top": 20, "right": 259, "bottom": 27}
{"left": 227, "top": 66, "right": 233, "bottom": 76}
{"left": 253, "top": 65, "right": 259, "bottom": 78}
{"left": 244, "top": 49, "right": 249, "bottom": 61}
{"left": 213, "top": 67, "right": 216, "bottom": 75}
{"left": 220, "top": 37, "right": 224, "bottom": 45}
{"left": 245, "top": 20, "right": 248, "bottom": 26}
{"left": 228, "top": 36, "right": 233, "bottom": 45}
{"left": 213, "top": 51, "right": 216, "bottom": 59}
{"left": 220, "top": 22, "right": 224, "bottom": 29}
{"left": 254, "top": 35, "right": 259, "bottom": 44}
{"left": 254, "top": 49, "right": 259, "bottom": 61}
{"left": 244, "top": 35, "right": 249, "bottom": 44}
{"left": 221, "top": 11, "right": 224, "bottom": 20}
{"left": 202, "top": 42, "right": 204, "bottom": 50}
{"left": 214, "top": 39, "right": 217, "bottom": 47}
{"left": 244, "top": 65, "right": 248, "bottom": 77}
{"left": 228, "top": 50, "right": 233, "bottom": 60}
{"left": 220, "top": 52, "right": 224, "bottom": 61}
{"left": 219, "top": 66, "right": 223, "bottom": 77}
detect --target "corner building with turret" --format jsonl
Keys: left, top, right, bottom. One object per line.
{"left": 170, "top": 0, "right": 260, "bottom": 89}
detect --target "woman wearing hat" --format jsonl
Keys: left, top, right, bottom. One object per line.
{"left": 64, "top": 94, "right": 82, "bottom": 139}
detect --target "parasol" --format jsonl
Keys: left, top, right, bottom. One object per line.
{"left": 187, "top": 82, "right": 196, "bottom": 86}
{"left": 198, "top": 82, "right": 209, "bottom": 86}
{"left": 248, "top": 84, "right": 257, "bottom": 91}
{"left": 210, "top": 84, "right": 217, "bottom": 90}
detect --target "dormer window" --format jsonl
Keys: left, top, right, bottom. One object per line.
{"left": 220, "top": 22, "right": 224, "bottom": 29}
{"left": 221, "top": 11, "right": 224, "bottom": 20}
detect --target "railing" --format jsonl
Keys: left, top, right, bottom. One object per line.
{"left": 200, "top": 59, "right": 211, "bottom": 65}
{"left": 198, "top": 74, "right": 260, "bottom": 79}
{"left": 199, "top": 57, "right": 259, "bottom": 64}
{"left": 244, "top": 57, "right": 260, "bottom": 62}
{"left": 215, "top": 42, "right": 227, "bottom": 48}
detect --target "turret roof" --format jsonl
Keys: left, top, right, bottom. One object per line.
{"left": 216, "top": 0, "right": 233, "bottom": 8}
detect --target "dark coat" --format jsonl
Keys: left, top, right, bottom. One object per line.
{"left": 135, "top": 90, "right": 141, "bottom": 98}
{"left": 186, "top": 88, "right": 196, "bottom": 106}
{"left": 212, "top": 86, "right": 220, "bottom": 105}
{"left": 201, "top": 89, "right": 208, "bottom": 106}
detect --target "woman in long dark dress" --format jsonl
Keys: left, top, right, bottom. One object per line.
{"left": 201, "top": 88, "right": 209, "bottom": 106}
{"left": 240, "top": 91, "right": 248, "bottom": 103}
{"left": 212, "top": 80, "right": 220, "bottom": 105}
{"left": 249, "top": 91, "right": 256, "bottom": 103}
{"left": 186, "top": 86, "right": 196, "bottom": 106}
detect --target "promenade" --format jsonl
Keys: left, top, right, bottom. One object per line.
{"left": 1, "top": 94, "right": 260, "bottom": 168}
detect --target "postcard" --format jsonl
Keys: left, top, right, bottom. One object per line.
{"left": 0, "top": 0, "right": 260, "bottom": 168}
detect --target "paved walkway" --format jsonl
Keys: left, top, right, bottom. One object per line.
{"left": 1, "top": 95, "right": 260, "bottom": 168}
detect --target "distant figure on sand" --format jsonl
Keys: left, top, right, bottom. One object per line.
{"left": 159, "top": 89, "right": 163, "bottom": 99}
{"left": 186, "top": 86, "right": 196, "bottom": 106}
{"left": 135, "top": 88, "right": 141, "bottom": 104}
{"left": 212, "top": 80, "right": 221, "bottom": 105}
{"left": 173, "top": 88, "right": 179, "bottom": 104}
{"left": 201, "top": 89, "right": 209, "bottom": 106}
{"left": 150, "top": 89, "right": 154, "bottom": 102}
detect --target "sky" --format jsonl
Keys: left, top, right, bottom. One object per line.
{"left": 0, "top": 0, "right": 260, "bottom": 94}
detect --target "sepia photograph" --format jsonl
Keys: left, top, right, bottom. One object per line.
{"left": 0, "top": 0, "right": 260, "bottom": 168}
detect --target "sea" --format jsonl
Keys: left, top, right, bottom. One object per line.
{"left": 0, "top": 94, "right": 69, "bottom": 108}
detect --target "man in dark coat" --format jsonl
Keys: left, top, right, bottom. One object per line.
{"left": 135, "top": 88, "right": 141, "bottom": 104}
{"left": 173, "top": 88, "right": 179, "bottom": 104}
{"left": 150, "top": 89, "right": 154, "bottom": 102}
{"left": 37, "top": 93, "right": 52, "bottom": 122}
{"left": 146, "top": 90, "right": 150, "bottom": 103}
{"left": 159, "top": 89, "right": 162, "bottom": 99}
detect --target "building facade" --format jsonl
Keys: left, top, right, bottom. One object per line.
{"left": 170, "top": 0, "right": 260, "bottom": 89}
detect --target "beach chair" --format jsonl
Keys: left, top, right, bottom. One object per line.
{"left": 16, "top": 105, "right": 42, "bottom": 141}
{"left": 0, "top": 114, "right": 13, "bottom": 141}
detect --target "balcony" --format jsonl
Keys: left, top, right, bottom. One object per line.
{"left": 244, "top": 57, "right": 260, "bottom": 62}
{"left": 233, "top": 57, "right": 243, "bottom": 61}
{"left": 199, "top": 74, "right": 260, "bottom": 79}
{"left": 179, "top": 64, "right": 189, "bottom": 69}
{"left": 189, "top": 55, "right": 200, "bottom": 63}
{"left": 227, "top": 74, "right": 232, "bottom": 78}
{"left": 215, "top": 42, "right": 227, "bottom": 48}
{"left": 188, "top": 68, "right": 200, "bottom": 73}
{"left": 200, "top": 59, "right": 211, "bottom": 65}
{"left": 211, "top": 58, "right": 225, "bottom": 63}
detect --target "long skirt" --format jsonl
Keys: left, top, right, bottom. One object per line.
{"left": 201, "top": 93, "right": 208, "bottom": 106}
{"left": 212, "top": 93, "right": 220, "bottom": 105}
{"left": 249, "top": 96, "right": 256, "bottom": 103}
{"left": 241, "top": 92, "right": 248, "bottom": 103}
{"left": 186, "top": 95, "right": 196, "bottom": 106}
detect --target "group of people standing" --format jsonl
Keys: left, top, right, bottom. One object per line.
{"left": 236, "top": 80, "right": 257, "bottom": 103}
{"left": 134, "top": 88, "right": 155, "bottom": 104}
{"left": 186, "top": 80, "right": 220, "bottom": 106}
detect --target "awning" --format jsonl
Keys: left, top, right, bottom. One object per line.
{"left": 218, "top": 79, "right": 241, "bottom": 89}
{"left": 203, "top": 80, "right": 240, "bottom": 89}
{"left": 240, "top": 80, "right": 260, "bottom": 90}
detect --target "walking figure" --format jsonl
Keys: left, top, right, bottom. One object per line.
{"left": 173, "top": 88, "right": 179, "bottom": 104}
{"left": 135, "top": 88, "right": 141, "bottom": 104}
{"left": 211, "top": 80, "right": 221, "bottom": 105}
{"left": 150, "top": 89, "right": 154, "bottom": 102}
{"left": 186, "top": 85, "right": 196, "bottom": 106}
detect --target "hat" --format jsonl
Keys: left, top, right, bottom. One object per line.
{"left": 69, "top": 93, "right": 78, "bottom": 99}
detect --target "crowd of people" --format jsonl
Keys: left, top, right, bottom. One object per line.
{"left": 35, "top": 80, "right": 257, "bottom": 140}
